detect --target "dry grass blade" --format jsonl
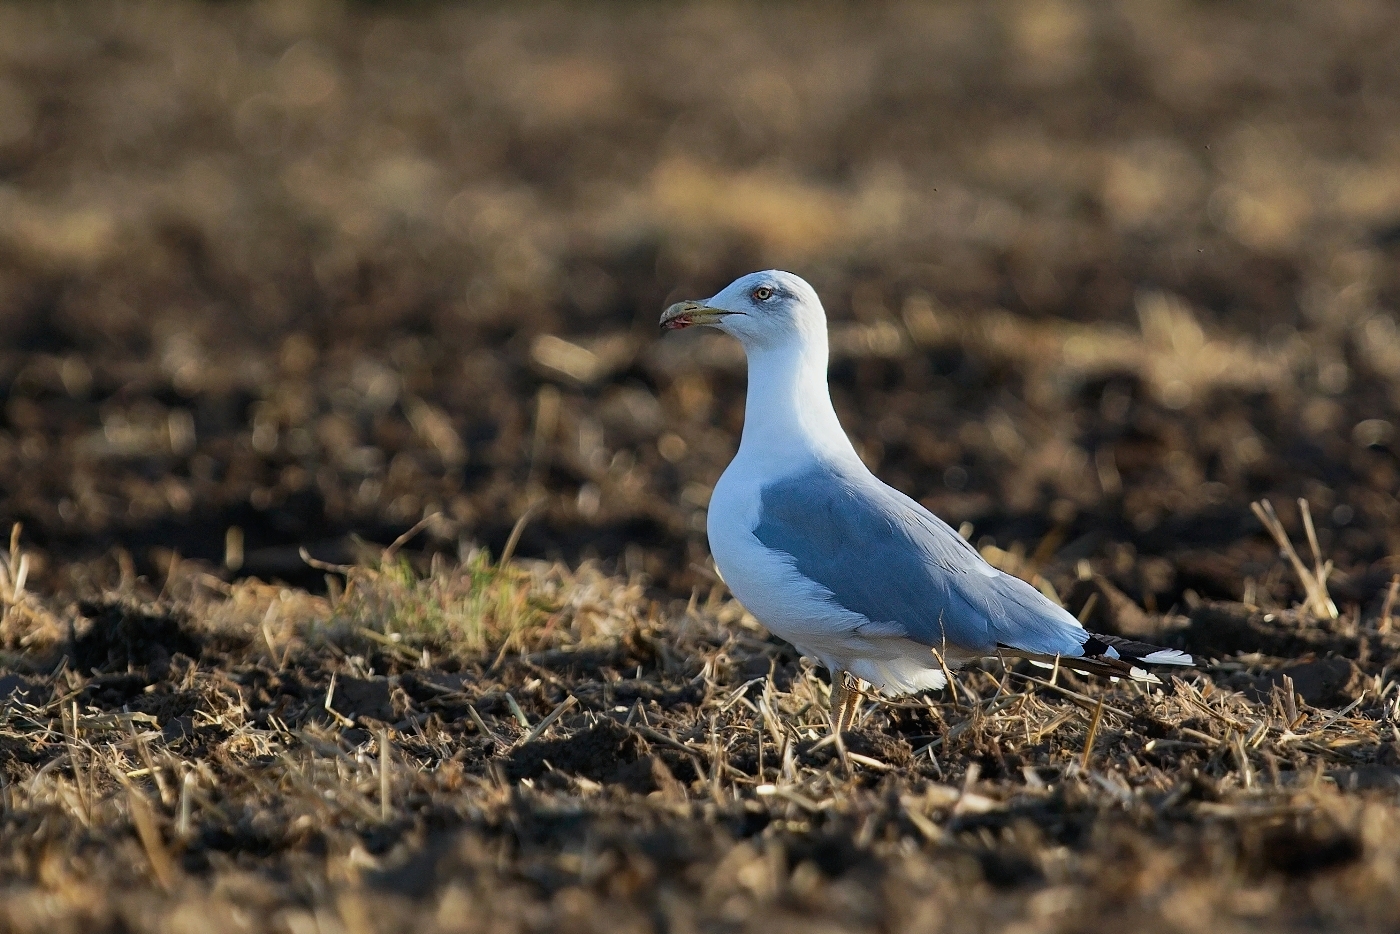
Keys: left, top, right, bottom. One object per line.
{"left": 505, "top": 693, "right": 531, "bottom": 729}
{"left": 1381, "top": 575, "right": 1399, "bottom": 635}
{"left": 527, "top": 385, "right": 561, "bottom": 493}
{"left": 1298, "top": 499, "right": 1326, "bottom": 580}
{"left": 105, "top": 760, "right": 178, "bottom": 892}
{"left": 1251, "top": 499, "right": 1338, "bottom": 619}
{"left": 176, "top": 772, "right": 194, "bottom": 840}
{"left": 379, "top": 728, "right": 392, "bottom": 822}
{"left": 467, "top": 705, "right": 499, "bottom": 744}
{"left": 846, "top": 752, "right": 892, "bottom": 771}
{"left": 520, "top": 695, "right": 578, "bottom": 745}
{"left": 633, "top": 725, "right": 710, "bottom": 765}
{"left": 299, "top": 546, "right": 354, "bottom": 574}
{"left": 930, "top": 643, "right": 961, "bottom": 712}
{"left": 499, "top": 501, "right": 541, "bottom": 567}
{"left": 382, "top": 512, "right": 443, "bottom": 562}
{"left": 128, "top": 789, "right": 179, "bottom": 890}
{"left": 324, "top": 674, "right": 356, "bottom": 729}
{"left": 127, "top": 784, "right": 178, "bottom": 891}
{"left": 1307, "top": 697, "right": 1365, "bottom": 737}
{"left": 1080, "top": 696, "right": 1106, "bottom": 771}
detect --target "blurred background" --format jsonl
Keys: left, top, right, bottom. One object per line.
{"left": 2, "top": 0, "right": 1399, "bottom": 611}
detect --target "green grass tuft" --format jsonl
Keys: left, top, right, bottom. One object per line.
{"left": 324, "top": 549, "right": 560, "bottom": 658}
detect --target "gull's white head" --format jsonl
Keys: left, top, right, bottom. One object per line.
{"left": 661, "top": 270, "right": 826, "bottom": 352}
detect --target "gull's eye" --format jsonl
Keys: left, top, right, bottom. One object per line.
{"left": 753, "top": 286, "right": 774, "bottom": 301}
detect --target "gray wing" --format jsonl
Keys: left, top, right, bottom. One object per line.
{"left": 752, "top": 464, "right": 1088, "bottom": 658}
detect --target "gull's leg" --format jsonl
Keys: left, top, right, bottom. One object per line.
{"left": 823, "top": 672, "right": 856, "bottom": 739}
{"left": 829, "top": 669, "right": 851, "bottom": 733}
{"left": 839, "top": 678, "right": 861, "bottom": 732}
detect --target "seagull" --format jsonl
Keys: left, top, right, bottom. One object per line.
{"left": 661, "top": 271, "right": 1192, "bottom": 731}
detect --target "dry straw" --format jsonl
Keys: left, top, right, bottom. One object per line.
{"left": 0, "top": 515, "right": 1395, "bottom": 930}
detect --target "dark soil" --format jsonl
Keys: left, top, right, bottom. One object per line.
{"left": 2, "top": 2, "right": 1400, "bottom": 932}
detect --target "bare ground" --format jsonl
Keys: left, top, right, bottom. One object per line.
{"left": 2, "top": 1, "right": 1400, "bottom": 931}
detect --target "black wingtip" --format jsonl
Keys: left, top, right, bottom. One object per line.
{"left": 1082, "top": 633, "right": 1193, "bottom": 668}
{"left": 1000, "top": 632, "right": 1193, "bottom": 684}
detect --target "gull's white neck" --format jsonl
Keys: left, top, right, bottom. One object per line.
{"left": 736, "top": 335, "right": 863, "bottom": 472}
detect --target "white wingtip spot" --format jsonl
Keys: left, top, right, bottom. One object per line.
{"left": 1141, "top": 649, "right": 1193, "bottom": 666}
{"left": 1129, "top": 666, "right": 1162, "bottom": 683}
